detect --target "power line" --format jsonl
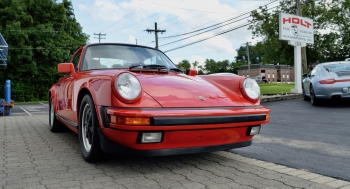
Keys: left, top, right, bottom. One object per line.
{"left": 134, "top": 1, "right": 243, "bottom": 41}
{"left": 135, "top": 0, "right": 278, "bottom": 46}
{"left": 163, "top": 3, "right": 280, "bottom": 53}
{"left": 159, "top": 15, "right": 250, "bottom": 47}
{"left": 161, "top": 3, "right": 279, "bottom": 50}
{"left": 160, "top": 15, "right": 250, "bottom": 40}
{"left": 164, "top": 22, "right": 251, "bottom": 53}
{"left": 164, "top": 0, "right": 278, "bottom": 33}
{"left": 160, "top": 0, "right": 279, "bottom": 39}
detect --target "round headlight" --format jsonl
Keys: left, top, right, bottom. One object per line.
{"left": 116, "top": 73, "right": 141, "bottom": 100}
{"left": 242, "top": 78, "right": 260, "bottom": 101}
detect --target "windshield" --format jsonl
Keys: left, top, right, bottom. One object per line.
{"left": 81, "top": 45, "right": 177, "bottom": 70}
{"left": 324, "top": 63, "right": 350, "bottom": 72}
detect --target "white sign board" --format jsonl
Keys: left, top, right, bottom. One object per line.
{"left": 279, "top": 13, "right": 314, "bottom": 44}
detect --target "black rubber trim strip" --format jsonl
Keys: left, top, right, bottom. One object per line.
{"left": 100, "top": 106, "right": 110, "bottom": 128}
{"left": 151, "top": 114, "right": 266, "bottom": 126}
{"left": 98, "top": 128, "right": 252, "bottom": 157}
{"left": 56, "top": 114, "right": 78, "bottom": 128}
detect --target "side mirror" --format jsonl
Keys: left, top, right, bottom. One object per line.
{"left": 186, "top": 69, "right": 197, "bottom": 76}
{"left": 58, "top": 63, "right": 75, "bottom": 74}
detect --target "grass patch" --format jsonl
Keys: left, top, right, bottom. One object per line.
{"left": 259, "top": 83, "right": 295, "bottom": 95}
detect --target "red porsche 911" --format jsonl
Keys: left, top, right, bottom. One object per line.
{"left": 49, "top": 43, "right": 270, "bottom": 162}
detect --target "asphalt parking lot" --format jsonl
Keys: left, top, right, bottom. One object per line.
{"left": 1, "top": 101, "right": 350, "bottom": 188}
{"left": 9, "top": 102, "right": 49, "bottom": 116}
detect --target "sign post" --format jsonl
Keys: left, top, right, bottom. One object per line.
{"left": 279, "top": 13, "right": 313, "bottom": 93}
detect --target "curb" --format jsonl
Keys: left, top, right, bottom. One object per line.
{"left": 213, "top": 151, "right": 350, "bottom": 189}
{"left": 261, "top": 94, "right": 303, "bottom": 103}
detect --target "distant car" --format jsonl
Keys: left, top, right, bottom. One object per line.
{"left": 302, "top": 61, "right": 350, "bottom": 105}
{"left": 345, "top": 58, "right": 350, "bottom": 61}
{"left": 49, "top": 43, "right": 270, "bottom": 162}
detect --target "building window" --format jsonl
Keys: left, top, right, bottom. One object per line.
{"left": 268, "top": 74, "right": 270, "bottom": 78}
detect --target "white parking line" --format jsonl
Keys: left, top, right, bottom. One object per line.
{"left": 39, "top": 102, "right": 49, "bottom": 106}
{"left": 20, "top": 107, "right": 32, "bottom": 116}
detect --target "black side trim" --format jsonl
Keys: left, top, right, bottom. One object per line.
{"left": 100, "top": 106, "right": 109, "bottom": 128}
{"left": 151, "top": 114, "right": 266, "bottom": 126}
{"left": 57, "top": 114, "right": 78, "bottom": 128}
{"left": 98, "top": 128, "right": 252, "bottom": 157}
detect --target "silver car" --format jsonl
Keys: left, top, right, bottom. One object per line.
{"left": 302, "top": 61, "right": 350, "bottom": 106}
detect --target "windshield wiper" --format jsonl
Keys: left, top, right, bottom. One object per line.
{"left": 129, "top": 63, "right": 143, "bottom": 70}
{"left": 143, "top": 64, "right": 167, "bottom": 69}
{"left": 169, "top": 68, "right": 184, "bottom": 73}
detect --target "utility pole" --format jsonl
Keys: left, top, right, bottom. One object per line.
{"left": 246, "top": 42, "right": 251, "bottom": 78}
{"left": 94, "top": 32, "right": 106, "bottom": 43}
{"left": 296, "top": 0, "right": 308, "bottom": 74}
{"left": 146, "top": 22, "right": 166, "bottom": 49}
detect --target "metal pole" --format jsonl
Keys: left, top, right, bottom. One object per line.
{"left": 155, "top": 22, "right": 158, "bottom": 49}
{"left": 296, "top": 0, "right": 308, "bottom": 74}
{"left": 246, "top": 42, "right": 250, "bottom": 78}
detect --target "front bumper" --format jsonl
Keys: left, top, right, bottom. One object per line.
{"left": 98, "top": 128, "right": 252, "bottom": 156}
{"left": 97, "top": 106, "right": 269, "bottom": 155}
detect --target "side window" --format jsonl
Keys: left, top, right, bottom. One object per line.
{"left": 315, "top": 67, "right": 321, "bottom": 76}
{"left": 310, "top": 67, "right": 317, "bottom": 76}
{"left": 72, "top": 53, "right": 81, "bottom": 71}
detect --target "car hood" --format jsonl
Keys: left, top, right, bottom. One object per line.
{"left": 138, "top": 74, "right": 245, "bottom": 108}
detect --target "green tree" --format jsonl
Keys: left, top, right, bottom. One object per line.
{"left": 202, "top": 59, "right": 232, "bottom": 74}
{"left": 249, "top": 0, "right": 350, "bottom": 66}
{"left": 0, "top": 0, "right": 88, "bottom": 101}
{"left": 176, "top": 59, "right": 191, "bottom": 72}
{"left": 235, "top": 42, "right": 264, "bottom": 65}
{"left": 192, "top": 61, "right": 199, "bottom": 69}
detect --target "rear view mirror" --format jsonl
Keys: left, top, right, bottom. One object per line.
{"left": 58, "top": 63, "right": 75, "bottom": 74}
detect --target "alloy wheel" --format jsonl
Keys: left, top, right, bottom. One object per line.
{"left": 81, "top": 103, "right": 93, "bottom": 153}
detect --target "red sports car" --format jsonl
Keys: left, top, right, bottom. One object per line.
{"left": 49, "top": 43, "right": 270, "bottom": 162}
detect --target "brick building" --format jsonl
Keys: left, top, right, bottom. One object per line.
{"left": 238, "top": 64, "right": 295, "bottom": 82}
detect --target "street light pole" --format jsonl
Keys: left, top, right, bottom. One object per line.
{"left": 296, "top": 0, "right": 308, "bottom": 74}
{"left": 246, "top": 42, "right": 251, "bottom": 78}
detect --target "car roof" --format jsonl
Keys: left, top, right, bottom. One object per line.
{"left": 318, "top": 61, "right": 350, "bottom": 66}
{"left": 85, "top": 43, "right": 158, "bottom": 51}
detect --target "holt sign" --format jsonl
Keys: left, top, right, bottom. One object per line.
{"left": 279, "top": 13, "right": 314, "bottom": 44}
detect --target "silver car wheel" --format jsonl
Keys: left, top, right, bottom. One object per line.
{"left": 50, "top": 100, "right": 54, "bottom": 127}
{"left": 81, "top": 103, "right": 92, "bottom": 153}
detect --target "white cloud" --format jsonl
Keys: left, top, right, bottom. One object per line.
{"left": 190, "top": 55, "right": 206, "bottom": 68}
{"left": 128, "top": 35, "right": 136, "bottom": 44}
{"left": 73, "top": 0, "right": 273, "bottom": 61}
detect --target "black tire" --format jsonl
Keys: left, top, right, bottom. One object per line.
{"left": 78, "top": 94, "right": 104, "bottom": 163}
{"left": 310, "top": 85, "right": 320, "bottom": 106}
{"left": 49, "top": 97, "right": 63, "bottom": 132}
{"left": 302, "top": 87, "right": 309, "bottom": 101}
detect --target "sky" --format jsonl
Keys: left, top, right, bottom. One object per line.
{"left": 71, "top": 0, "right": 280, "bottom": 68}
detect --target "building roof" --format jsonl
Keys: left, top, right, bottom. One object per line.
{"left": 239, "top": 64, "right": 290, "bottom": 70}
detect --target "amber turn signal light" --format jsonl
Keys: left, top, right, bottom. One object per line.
{"left": 110, "top": 115, "right": 150, "bottom": 125}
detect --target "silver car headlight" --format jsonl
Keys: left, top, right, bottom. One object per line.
{"left": 242, "top": 78, "right": 260, "bottom": 101}
{"left": 116, "top": 73, "right": 141, "bottom": 101}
